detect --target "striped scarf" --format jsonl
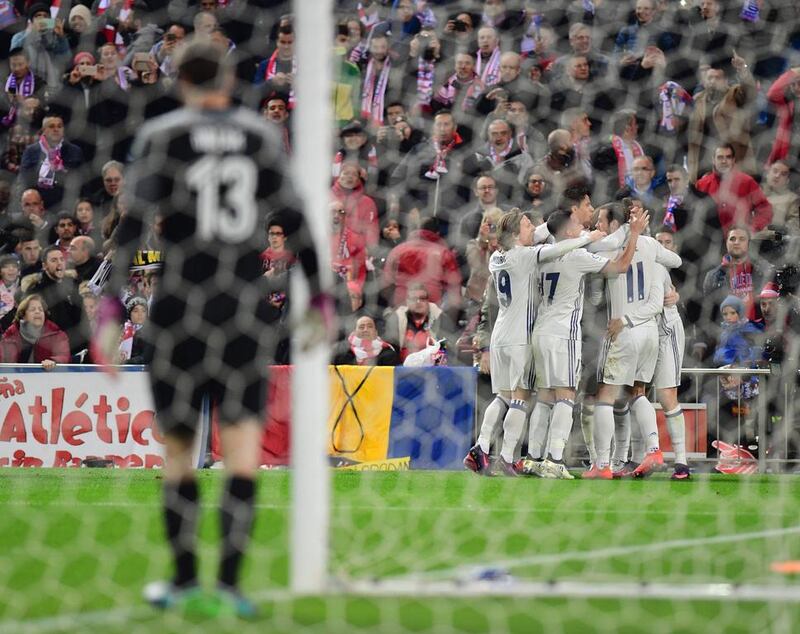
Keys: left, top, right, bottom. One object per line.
{"left": 1, "top": 71, "right": 35, "bottom": 127}
{"left": 610, "top": 135, "right": 644, "bottom": 188}
{"left": 360, "top": 57, "right": 391, "bottom": 125}
{"left": 416, "top": 58, "right": 436, "bottom": 107}
{"left": 265, "top": 50, "right": 297, "bottom": 106}
{"left": 475, "top": 46, "right": 501, "bottom": 86}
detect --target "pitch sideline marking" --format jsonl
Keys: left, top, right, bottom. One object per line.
{"left": 382, "top": 524, "right": 800, "bottom": 583}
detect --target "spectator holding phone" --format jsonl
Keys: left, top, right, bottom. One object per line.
{"left": 10, "top": 4, "right": 70, "bottom": 90}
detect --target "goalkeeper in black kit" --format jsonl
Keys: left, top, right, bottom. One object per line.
{"left": 93, "top": 39, "right": 330, "bottom": 617}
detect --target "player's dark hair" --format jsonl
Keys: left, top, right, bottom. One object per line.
{"left": 558, "top": 182, "right": 591, "bottom": 211}
{"left": 277, "top": 23, "right": 293, "bottom": 36}
{"left": 602, "top": 202, "right": 628, "bottom": 228}
{"left": 174, "top": 38, "right": 232, "bottom": 91}
{"left": 546, "top": 209, "right": 573, "bottom": 238}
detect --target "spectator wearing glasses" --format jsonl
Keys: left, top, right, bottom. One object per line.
{"left": 455, "top": 174, "right": 506, "bottom": 252}
{"left": 260, "top": 218, "right": 295, "bottom": 279}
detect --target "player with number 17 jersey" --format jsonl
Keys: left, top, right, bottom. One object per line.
{"left": 113, "top": 106, "right": 319, "bottom": 426}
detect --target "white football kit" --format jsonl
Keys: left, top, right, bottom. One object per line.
{"left": 596, "top": 235, "right": 682, "bottom": 387}
{"left": 652, "top": 264, "right": 685, "bottom": 389}
{"left": 532, "top": 249, "right": 609, "bottom": 388}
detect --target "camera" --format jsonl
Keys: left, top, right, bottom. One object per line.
{"left": 453, "top": 19, "right": 468, "bottom": 32}
{"left": 775, "top": 264, "right": 800, "bottom": 297}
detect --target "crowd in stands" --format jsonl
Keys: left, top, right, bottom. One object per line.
{"left": 0, "top": 0, "right": 799, "bottom": 452}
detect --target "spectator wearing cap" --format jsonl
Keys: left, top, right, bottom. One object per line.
{"left": 0, "top": 254, "right": 20, "bottom": 325}
{"left": 10, "top": 3, "right": 70, "bottom": 90}
{"left": 65, "top": 4, "right": 102, "bottom": 56}
{"left": 19, "top": 113, "right": 84, "bottom": 212}
{"left": 118, "top": 296, "right": 147, "bottom": 362}
{"left": 332, "top": 119, "right": 378, "bottom": 185}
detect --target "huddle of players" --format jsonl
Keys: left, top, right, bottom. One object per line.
{"left": 463, "top": 190, "right": 690, "bottom": 481}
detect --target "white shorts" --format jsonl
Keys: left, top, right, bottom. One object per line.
{"left": 491, "top": 344, "right": 535, "bottom": 393}
{"left": 597, "top": 323, "right": 659, "bottom": 387}
{"left": 532, "top": 335, "right": 580, "bottom": 389}
{"left": 652, "top": 319, "right": 685, "bottom": 389}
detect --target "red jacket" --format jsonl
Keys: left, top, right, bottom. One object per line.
{"left": 330, "top": 225, "right": 367, "bottom": 288}
{"left": 382, "top": 229, "right": 462, "bottom": 307}
{"left": 330, "top": 180, "right": 379, "bottom": 248}
{"left": 695, "top": 169, "right": 772, "bottom": 233}
{"left": 0, "top": 320, "right": 70, "bottom": 364}
{"left": 766, "top": 69, "right": 797, "bottom": 165}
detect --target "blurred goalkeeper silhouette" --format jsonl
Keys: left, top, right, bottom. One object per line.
{"left": 94, "top": 38, "right": 327, "bottom": 617}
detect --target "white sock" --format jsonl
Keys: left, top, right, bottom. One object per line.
{"left": 477, "top": 396, "right": 509, "bottom": 453}
{"left": 593, "top": 402, "right": 615, "bottom": 468}
{"left": 500, "top": 399, "right": 528, "bottom": 462}
{"left": 580, "top": 403, "right": 596, "bottom": 464}
{"left": 630, "top": 421, "right": 644, "bottom": 463}
{"left": 547, "top": 400, "right": 574, "bottom": 462}
{"left": 631, "top": 395, "right": 660, "bottom": 453}
{"left": 666, "top": 407, "right": 687, "bottom": 465}
{"left": 612, "top": 406, "right": 631, "bottom": 465}
{"left": 527, "top": 401, "right": 552, "bottom": 460}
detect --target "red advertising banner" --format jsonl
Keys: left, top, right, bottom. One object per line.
{"left": 0, "top": 369, "right": 167, "bottom": 468}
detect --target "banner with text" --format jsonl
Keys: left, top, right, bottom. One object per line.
{"left": 0, "top": 369, "right": 167, "bottom": 468}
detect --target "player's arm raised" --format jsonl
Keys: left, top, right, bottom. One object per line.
{"left": 536, "top": 229, "right": 607, "bottom": 263}
{"left": 600, "top": 211, "right": 649, "bottom": 276}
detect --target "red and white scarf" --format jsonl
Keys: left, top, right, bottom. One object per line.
{"left": 425, "top": 133, "right": 462, "bottom": 179}
{"left": 360, "top": 58, "right": 391, "bottom": 125}
{"left": 347, "top": 333, "right": 390, "bottom": 365}
{"left": 265, "top": 50, "right": 297, "bottom": 106}
{"left": 37, "top": 134, "right": 64, "bottom": 188}
{"left": 488, "top": 138, "right": 513, "bottom": 165}
{"left": 475, "top": 46, "right": 501, "bottom": 86}
{"left": 610, "top": 134, "right": 643, "bottom": 188}
{"left": 436, "top": 72, "right": 481, "bottom": 112}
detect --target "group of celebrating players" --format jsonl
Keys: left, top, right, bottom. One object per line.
{"left": 464, "top": 188, "right": 691, "bottom": 481}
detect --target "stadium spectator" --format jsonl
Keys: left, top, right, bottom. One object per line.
{"left": 74, "top": 198, "right": 101, "bottom": 244}
{"left": 357, "top": 34, "right": 400, "bottom": 127}
{"left": 383, "top": 282, "right": 456, "bottom": 364}
{"left": 463, "top": 118, "right": 533, "bottom": 202}
{"left": 531, "top": 129, "right": 584, "bottom": 199}
{"left": 10, "top": 4, "right": 70, "bottom": 90}
{"left": 260, "top": 217, "right": 295, "bottom": 278}
{"left": 25, "top": 245, "right": 83, "bottom": 354}
{"left": 118, "top": 295, "right": 148, "bottom": 363}
{"left": 432, "top": 50, "right": 484, "bottom": 115}
{"left": 332, "top": 314, "right": 399, "bottom": 366}
{"left": 766, "top": 66, "right": 800, "bottom": 170}
{"left": 260, "top": 94, "right": 291, "bottom": 156}
{"left": 762, "top": 161, "right": 799, "bottom": 234}
{"left": 592, "top": 109, "right": 645, "bottom": 200}
{"left": 702, "top": 225, "right": 771, "bottom": 325}
{"left": 561, "top": 108, "right": 592, "bottom": 181}
{"left": 473, "top": 52, "right": 535, "bottom": 116}
{"left": 696, "top": 144, "right": 772, "bottom": 234}
{"left": 149, "top": 24, "right": 186, "bottom": 80}
{"left": 15, "top": 233, "right": 41, "bottom": 278}
{"left": 505, "top": 99, "right": 546, "bottom": 162}
{"left": 464, "top": 209, "right": 501, "bottom": 310}
{"left": 2, "top": 95, "right": 44, "bottom": 174}
{"left": 52, "top": 212, "right": 77, "bottom": 254}
{"left": 67, "top": 236, "right": 101, "bottom": 284}
{"left": 15, "top": 188, "right": 50, "bottom": 242}
{"left": 615, "top": 155, "right": 667, "bottom": 215}
{"left": 88, "top": 160, "right": 125, "bottom": 219}
{"left": 0, "top": 48, "right": 47, "bottom": 122}
{"left": 687, "top": 57, "right": 756, "bottom": 183}
{"left": 0, "top": 254, "right": 19, "bottom": 325}
{"left": 550, "top": 23, "right": 610, "bottom": 81}
{"left": 382, "top": 217, "right": 462, "bottom": 315}
{"left": 332, "top": 120, "right": 377, "bottom": 184}
{"left": 455, "top": 174, "right": 505, "bottom": 252}
{"left": 330, "top": 199, "right": 367, "bottom": 289}
{"left": 330, "top": 161, "right": 379, "bottom": 249}
{"left": 19, "top": 114, "right": 84, "bottom": 212}
{"left": 65, "top": 4, "right": 100, "bottom": 56}
{"left": 389, "top": 110, "right": 469, "bottom": 221}
{"left": 521, "top": 169, "right": 552, "bottom": 218}
{"left": 0, "top": 293, "right": 69, "bottom": 369}
{"left": 256, "top": 23, "right": 296, "bottom": 106}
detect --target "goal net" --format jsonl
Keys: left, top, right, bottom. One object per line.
{"left": 2, "top": 0, "right": 800, "bottom": 632}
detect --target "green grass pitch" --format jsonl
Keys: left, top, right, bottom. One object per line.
{"left": 2, "top": 469, "right": 800, "bottom": 633}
